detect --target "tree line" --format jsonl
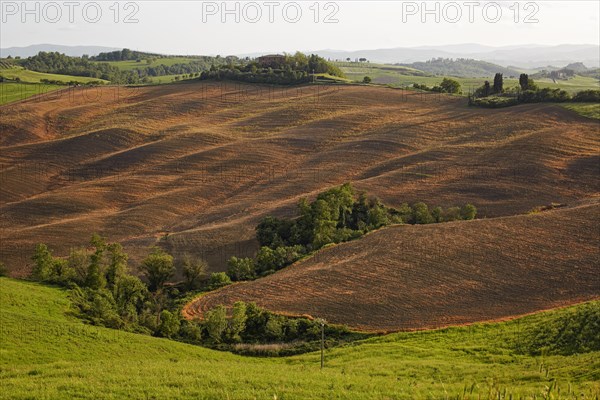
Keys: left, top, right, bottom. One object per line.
{"left": 28, "top": 234, "right": 366, "bottom": 355}
{"left": 17, "top": 51, "right": 228, "bottom": 84}
{"left": 199, "top": 52, "right": 345, "bottom": 85}
{"left": 470, "top": 72, "right": 600, "bottom": 108}
{"left": 413, "top": 77, "right": 462, "bottom": 94}
{"left": 225, "top": 183, "right": 476, "bottom": 282}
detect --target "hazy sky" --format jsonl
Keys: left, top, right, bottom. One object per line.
{"left": 1, "top": 1, "right": 598, "bottom": 54}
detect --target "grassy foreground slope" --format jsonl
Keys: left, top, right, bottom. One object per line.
{"left": 1, "top": 278, "right": 599, "bottom": 399}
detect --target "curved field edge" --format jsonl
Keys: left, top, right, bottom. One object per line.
{"left": 1, "top": 277, "right": 599, "bottom": 399}
{"left": 184, "top": 202, "right": 600, "bottom": 332}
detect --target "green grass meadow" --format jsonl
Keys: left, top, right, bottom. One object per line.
{"left": 561, "top": 103, "right": 600, "bottom": 120}
{"left": 1, "top": 277, "right": 598, "bottom": 399}
{"left": 0, "top": 82, "right": 63, "bottom": 105}
{"left": 338, "top": 63, "right": 600, "bottom": 95}
{"left": 0, "top": 66, "right": 109, "bottom": 84}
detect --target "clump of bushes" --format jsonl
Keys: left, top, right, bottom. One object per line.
{"left": 198, "top": 302, "right": 371, "bottom": 356}
{"left": 30, "top": 234, "right": 191, "bottom": 336}
{"left": 199, "top": 52, "right": 344, "bottom": 85}
{"left": 572, "top": 89, "right": 600, "bottom": 102}
{"left": 413, "top": 77, "right": 461, "bottom": 94}
{"left": 469, "top": 96, "right": 519, "bottom": 108}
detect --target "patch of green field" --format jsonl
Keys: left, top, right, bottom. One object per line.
{"left": 0, "top": 66, "right": 108, "bottom": 84}
{"left": 1, "top": 277, "right": 598, "bottom": 399}
{"left": 97, "top": 57, "right": 200, "bottom": 71}
{"left": 146, "top": 74, "right": 197, "bottom": 84}
{"left": 339, "top": 64, "right": 600, "bottom": 95}
{"left": 524, "top": 75, "right": 600, "bottom": 94}
{"left": 0, "top": 82, "right": 63, "bottom": 105}
{"left": 561, "top": 102, "right": 600, "bottom": 120}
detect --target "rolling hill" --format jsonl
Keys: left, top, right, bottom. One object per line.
{"left": 185, "top": 201, "right": 600, "bottom": 331}
{"left": 1, "top": 82, "right": 598, "bottom": 279}
{"left": 397, "top": 59, "right": 521, "bottom": 78}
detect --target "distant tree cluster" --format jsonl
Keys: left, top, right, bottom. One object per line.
{"left": 413, "top": 77, "right": 462, "bottom": 94}
{"left": 17, "top": 51, "right": 227, "bottom": 84}
{"left": 470, "top": 72, "right": 598, "bottom": 108}
{"left": 199, "top": 52, "right": 345, "bottom": 85}
{"left": 91, "top": 49, "right": 161, "bottom": 62}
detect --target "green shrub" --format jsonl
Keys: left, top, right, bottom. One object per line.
{"left": 158, "top": 310, "right": 181, "bottom": 338}
{"left": 226, "top": 257, "right": 256, "bottom": 281}
{"left": 205, "top": 305, "right": 228, "bottom": 343}
{"left": 208, "top": 272, "right": 232, "bottom": 290}
{"left": 572, "top": 89, "right": 600, "bottom": 102}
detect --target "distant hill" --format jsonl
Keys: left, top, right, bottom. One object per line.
{"left": 311, "top": 44, "right": 599, "bottom": 70}
{"left": 0, "top": 44, "right": 121, "bottom": 58}
{"left": 397, "top": 58, "right": 521, "bottom": 78}
{"left": 564, "top": 62, "right": 590, "bottom": 73}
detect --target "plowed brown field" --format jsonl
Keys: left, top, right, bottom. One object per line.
{"left": 1, "top": 79, "right": 598, "bottom": 313}
{"left": 184, "top": 202, "right": 600, "bottom": 331}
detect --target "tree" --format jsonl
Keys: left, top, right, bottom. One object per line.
{"left": 483, "top": 81, "right": 491, "bottom": 97}
{"left": 519, "top": 73, "right": 529, "bottom": 91}
{"left": 444, "top": 206, "right": 462, "bottom": 222}
{"left": 50, "top": 258, "right": 75, "bottom": 284}
{"left": 141, "top": 247, "right": 174, "bottom": 291}
{"left": 158, "top": 310, "right": 180, "bottom": 338}
{"left": 31, "top": 244, "right": 54, "bottom": 281}
{"left": 256, "top": 216, "right": 284, "bottom": 247}
{"left": 256, "top": 246, "right": 277, "bottom": 274}
{"left": 182, "top": 255, "right": 208, "bottom": 290}
{"left": 113, "top": 275, "right": 147, "bottom": 324}
{"left": 68, "top": 248, "right": 90, "bottom": 285}
{"left": 226, "top": 257, "right": 255, "bottom": 281}
{"left": 440, "top": 77, "right": 461, "bottom": 94}
{"left": 431, "top": 206, "right": 443, "bottom": 223}
{"left": 366, "top": 199, "right": 389, "bottom": 229}
{"left": 208, "top": 272, "right": 232, "bottom": 290}
{"left": 85, "top": 234, "right": 107, "bottom": 290}
{"left": 228, "top": 301, "right": 248, "bottom": 342}
{"left": 205, "top": 305, "right": 228, "bottom": 342}
{"left": 460, "top": 204, "right": 477, "bottom": 220}
{"left": 493, "top": 73, "right": 503, "bottom": 94}
{"left": 106, "top": 243, "right": 128, "bottom": 289}
{"left": 180, "top": 320, "right": 202, "bottom": 342}
{"left": 362, "top": 76, "right": 372, "bottom": 83}
{"left": 412, "top": 202, "right": 434, "bottom": 224}
{"left": 265, "top": 315, "right": 284, "bottom": 341}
